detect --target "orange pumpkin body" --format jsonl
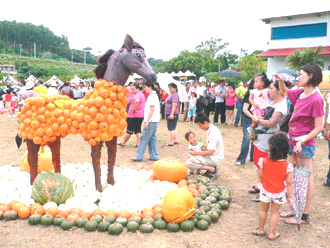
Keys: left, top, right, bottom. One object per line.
{"left": 162, "top": 188, "right": 196, "bottom": 223}
{"left": 152, "top": 159, "right": 188, "bottom": 183}
{"left": 20, "top": 146, "right": 54, "bottom": 173}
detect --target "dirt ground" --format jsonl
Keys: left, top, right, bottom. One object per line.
{"left": 0, "top": 112, "right": 329, "bottom": 248}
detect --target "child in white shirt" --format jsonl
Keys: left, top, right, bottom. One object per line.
{"left": 185, "top": 131, "right": 204, "bottom": 175}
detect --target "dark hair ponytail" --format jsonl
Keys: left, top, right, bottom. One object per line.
{"left": 144, "top": 81, "right": 155, "bottom": 90}
{"left": 257, "top": 72, "right": 271, "bottom": 88}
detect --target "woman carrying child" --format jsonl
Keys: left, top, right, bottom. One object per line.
{"left": 252, "top": 133, "right": 293, "bottom": 240}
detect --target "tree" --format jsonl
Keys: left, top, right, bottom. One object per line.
{"left": 196, "top": 37, "right": 228, "bottom": 59}
{"left": 237, "top": 52, "right": 267, "bottom": 80}
{"left": 286, "top": 47, "right": 324, "bottom": 71}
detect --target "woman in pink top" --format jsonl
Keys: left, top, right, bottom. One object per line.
{"left": 225, "top": 82, "right": 236, "bottom": 125}
{"left": 275, "top": 63, "right": 324, "bottom": 225}
{"left": 117, "top": 83, "right": 146, "bottom": 147}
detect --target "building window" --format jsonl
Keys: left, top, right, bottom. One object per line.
{"left": 271, "top": 23, "right": 327, "bottom": 40}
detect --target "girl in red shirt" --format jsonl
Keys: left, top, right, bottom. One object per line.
{"left": 252, "top": 133, "right": 293, "bottom": 240}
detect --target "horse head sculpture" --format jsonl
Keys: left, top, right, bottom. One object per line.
{"left": 94, "top": 35, "right": 157, "bottom": 85}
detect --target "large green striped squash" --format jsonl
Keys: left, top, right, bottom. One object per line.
{"left": 31, "top": 172, "right": 74, "bottom": 205}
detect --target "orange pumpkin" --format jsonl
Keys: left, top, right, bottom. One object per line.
{"left": 46, "top": 206, "right": 59, "bottom": 218}
{"left": 162, "top": 188, "right": 196, "bottom": 223}
{"left": 104, "top": 209, "right": 118, "bottom": 218}
{"left": 118, "top": 210, "right": 131, "bottom": 220}
{"left": 30, "top": 203, "right": 45, "bottom": 215}
{"left": 20, "top": 146, "right": 54, "bottom": 173}
{"left": 18, "top": 206, "right": 31, "bottom": 219}
{"left": 152, "top": 159, "right": 188, "bottom": 183}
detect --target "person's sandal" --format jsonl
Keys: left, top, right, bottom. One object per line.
{"left": 250, "top": 193, "right": 260, "bottom": 202}
{"left": 280, "top": 211, "right": 295, "bottom": 218}
{"left": 268, "top": 232, "right": 280, "bottom": 240}
{"left": 248, "top": 186, "right": 260, "bottom": 194}
{"left": 251, "top": 227, "right": 266, "bottom": 236}
{"left": 322, "top": 181, "right": 330, "bottom": 188}
{"left": 164, "top": 143, "right": 174, "bottom": 146}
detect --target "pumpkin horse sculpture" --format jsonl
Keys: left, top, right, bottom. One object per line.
{"left": 17, "top": 35, "right": 157, "bottom": 192}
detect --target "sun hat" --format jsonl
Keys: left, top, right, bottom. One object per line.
{"left": 26, "top": 81, "right": 35, "bottom": 90}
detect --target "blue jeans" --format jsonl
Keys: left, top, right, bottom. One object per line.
{"left": 235, "top": 100, "right": 243, "bottom": 125}
{"left": 136, "top": 122, "right": 159, "bottom": 160}
{"left": 236, "top": 115, "right": 254, "bottom": 163}
{"left": 327, "top": 141, "right": 330, "bottom": 185}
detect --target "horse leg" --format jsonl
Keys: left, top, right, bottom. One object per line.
{"left": 91, "top": 142, "right": 103, "bottom": 192}
{"left": 105, "top": 137, "right": 117, "bottom": 185}
{"left": 47, "top": 136, "right": 61, "bottom": 173}
{"left": 26, "top": 139, "right": 40, "bottom": 185}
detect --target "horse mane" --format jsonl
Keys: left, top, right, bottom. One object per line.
{"left": 93, "top": 49, "right": 115, "bottom": 79}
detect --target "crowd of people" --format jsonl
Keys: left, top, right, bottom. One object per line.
{"left": 0, "top": 63, "right": 329, "bottom": 240}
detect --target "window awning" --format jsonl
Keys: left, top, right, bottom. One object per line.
{"left": 257, "top": 46, "right": 330, "bottom": 57}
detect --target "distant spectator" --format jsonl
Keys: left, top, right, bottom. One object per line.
{"left": 48, "top": 81, "right": 59, "bottom": 95}
{"left": 214, "top": 80, "right": 227, "bottom": 124}
{"left": 165, "top": 83, "right": 180, "bottom": 146}
{"left": 60, "top": 81, "right": 74, "bottom": 98}
{"left": 234, "top": 81, "right": 248, "bottom": 127}
{"left": 225, "top": 82, "right": 236, "bottom": 125}
{"left": 73, "top": 84, "right": 84, "bottom": 99}
{"left": 18, "top": 80, "right": 26, "bottom": 111}
{"left": 9, "top": 91, "right": 17, "bottom": 117}
{"left": 21, "top": 81, "right": 37, "bottom": 102}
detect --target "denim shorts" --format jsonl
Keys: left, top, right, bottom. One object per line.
{"left": 289, "top": 145, "right": 315, "bottom": 158}
{"left": 166, "top": 114, "right": 178, "bottom": 131}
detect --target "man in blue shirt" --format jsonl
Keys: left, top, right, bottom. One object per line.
{"left": 214, "top": 79, "right": 227, "bottom": 124}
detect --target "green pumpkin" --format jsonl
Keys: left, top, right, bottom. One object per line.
{"left": 199, "top": 205, "right": 210, "bottom": 212}
{"left": 84, "top": 221, "right": 98, "bottom": 232}
{"left": 180, "top": 220, "right": 194, "bottom": 232}
{"left": 198, "top": 194, "right": 207, "bottom": 200}
{"left": 153, "top": 214, "right": 163, "bottom": 221}
{"left": 105, "top": 215, "right": 116, "bottom": 224}
{"left": 219, "top": 194, "right": 232, "bottom": 203}
{"left": 61, "top": 219, "right": 75, "bottom": 230}
{"left": 199, "top": 200, "right": 211, "bottom": 207}
{"left": 41, "top": 214, "right": 53, "bottom": 226}
{"left": 126, "top": 221, "right": 140, "bottom": 232}
{"left": 209, "top": 192, "right": 220, "bottom": 200}
{"left": 189, "top": 217, "right": 198, "bottom": 226}
{"left": 139, "top": 224, "right": 154, "bottom": 233}
{"left": 28, "top": 214, "right": 41, "bottom": 225}
{"left": 128, "top": 216, "right": 141, "bottom": 224}
{"left": 141, "top": 217, "right": 154, "bottom": 225}
{"left": 200, "top": 190, "right": 210, "bottom": 196}
{"left": 116, "top": 217, "right": 128, "bottom": 227}
{"left": 195, "top": 198, "right": 200, "bottom": 208}
{"left": 197, "top": 214, "right": 212, "bottom": 225}
{"left": 219, "top": 200, "right": 230, "bottom": 210}
{"left": 54, "top": 216, "right": 66, "bottom": 226}
{"left": 210, "top": 208, "right": 221, "bottom": 216}
{"left": 205, "top": 196, "right": 217, "bottom": 204}
{"left": 207, "top": 211, "right": 219, "bottom": 223}
{"left": 167, "top": 223, "right": 180, "bottom": 232}
{"left": 221, "top": 188, "right": 231, "bottom": 195}
{"left": 98, "top": 221, "right": 110, "bottom": 232}
{"left": 196, "top": 220, "right": 209, "bottom": 230}
{"left": 90, "top": 215, "right": 103, "bottom": 223}
{"left": 108, "top": 223, "right": 124, "bottom": 235}
{"left": 3, "top": 210, "right": 18, "bottom": 221}
{"left": 195, "top": 209, "right": 204, "bottom": 216}
{"left": 153, "top": 220, "right": 167, "bottom": 230}
{"left": 76, "top": 217, "right": 89, "bottom": 228}
{"left": 31, "top": 172, "right": 74, "bottom": 205}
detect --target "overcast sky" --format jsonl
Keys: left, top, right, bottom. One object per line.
{"left": 1, "top": 0, "right": 329, "bottom": 60}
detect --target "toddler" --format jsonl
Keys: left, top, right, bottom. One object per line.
{"left": 188, "top": 92, "right": 197, "bottom": 124}
{"left": 252, "top": 133, "right": 293, "bottom": 240}
{"left": 9, "top": 92, "right": 17, "bottom": 117}
{"left": 248, "top": 73, "right": 271, "bottom": 140}
{"left": 184, "top": 131, "right": 204, "bottom": 175}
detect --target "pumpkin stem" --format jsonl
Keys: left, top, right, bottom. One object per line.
{"left": 173, "top": 208, "right": 196, "bottom": 222}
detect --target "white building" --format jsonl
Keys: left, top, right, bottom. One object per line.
{"left": 257, "top": 11, "right": 330, "bottom": 73}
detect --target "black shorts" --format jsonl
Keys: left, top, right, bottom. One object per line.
{"left": 166, "top": 114, "right": 179, "bottom": 131}
{"left": 226, "top": 105, "right": 234, "bottom": 111}
{"left": 126, "top": 117, "right": 144, "bottom": 134}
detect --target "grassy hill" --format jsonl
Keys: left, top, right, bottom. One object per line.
{"left": 0, "top": 54, "right": 96, "bottom": 81}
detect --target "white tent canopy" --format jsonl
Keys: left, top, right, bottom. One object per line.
{"left": 70, "top": 75, "right": 83, "bottom": 85}
{"left": 156, "top": 73, "right": 188, "bottom": 102}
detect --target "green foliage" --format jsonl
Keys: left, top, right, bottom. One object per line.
{"left": 196, "top": 37, "right": 229, "bottom": 59}
{"left": 204, "top": 72, "right": 220, "bottom": 83}
{"left": 0, "top": 20, "right": 97, "bottom": 64}
{"left": 286, "top": 47, "right": 324, "bottom": 71}
{"left": 237, "top": 51, "right": 267, "bottom": 80}
{"left": 0, "top": 54, "right": 96, "bottom": 81}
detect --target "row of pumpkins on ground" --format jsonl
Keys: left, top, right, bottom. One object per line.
{"left": 0, "top": 174, "right": 232, "bottom": 234}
